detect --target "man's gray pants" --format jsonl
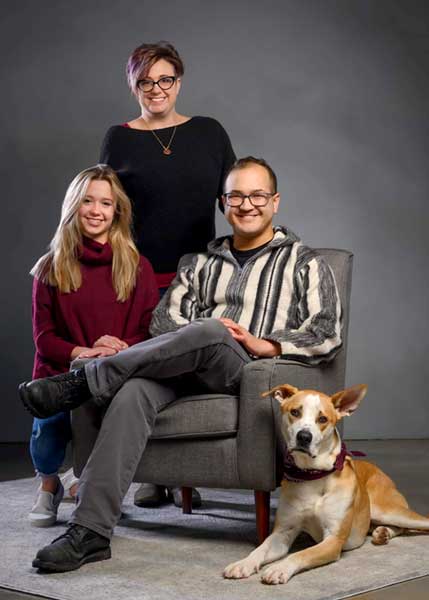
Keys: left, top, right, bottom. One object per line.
{"left": 70, "top": 318, "right": 251, "bottom": 539}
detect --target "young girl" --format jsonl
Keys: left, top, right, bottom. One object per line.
{"left": 29, "top": 164, "right": 159, "bottom": 526}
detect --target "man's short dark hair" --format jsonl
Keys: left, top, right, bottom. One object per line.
{"left": 223, "top": 156, "right": 278, "bottom": 193}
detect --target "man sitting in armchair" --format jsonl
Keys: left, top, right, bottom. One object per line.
{"left": 20, "top": 156, "right": 342, "bottom": 572}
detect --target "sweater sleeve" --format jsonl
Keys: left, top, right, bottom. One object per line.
{"left": 216, "top": 121, "right": 236, "bottom": 212}
{"left": 100, "top": 127, "right": 115, "bottom": 168}
{"left": 123, "top": 257, "right": 160, "bottom": 346}
{"left": 264, "top": 255, "right": 342, "bottom": 365}
{"left": 149, "top": 253, "right": 200, "bottom": 337}
{"left": 32, "top": 278, "right": 76, "bottom": 367}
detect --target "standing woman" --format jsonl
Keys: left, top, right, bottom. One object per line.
{"left": 29, "top": 165, "right": 158, "bottom": 526}
{"left": 100, "top": 41, "right": 236, "bottom": 508}
{"left": 100, "top": 41, "right": 236, "bottom": 292}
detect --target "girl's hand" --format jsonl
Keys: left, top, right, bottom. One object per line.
{"left": 77, "top": 346, "right": 118, "bottom": 359}
{"left": 93, "top": 335, "right": 128, "bottom": 352}
{"left": 70, "top": 346, "right": 91, "bottom": 360}
{"left": 218, "top": 318, "right": 281, "bottom": 357}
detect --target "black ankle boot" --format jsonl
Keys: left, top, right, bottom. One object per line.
{"left": 19, "top": 368, "right": 91, "bottom": 419}
{"left": 32, "top": 524, "right": 111, "bottom": 572}
{"left": 134, "top": 483, "right": 168, "bottom": 507}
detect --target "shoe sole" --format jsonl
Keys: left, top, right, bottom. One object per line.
{"left": 32, "top": 547, "right": 111, "bottom": 573}
{"left": 19, "top": 383, "right": 47, "bottom": 419}
{"left": 29, "top": 515, "right": 57, "bottom": 527}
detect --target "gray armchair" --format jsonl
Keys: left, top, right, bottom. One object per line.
{"left": 73, "top": 248, "right": 353, "bottom": 544}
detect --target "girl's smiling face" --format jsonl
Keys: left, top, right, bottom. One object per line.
{"left": 78, "top": 179, "right": 115, "bottom": 244}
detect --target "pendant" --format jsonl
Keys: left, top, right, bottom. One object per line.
{"left": 163, "top": 148, "right": 172, "bottom": 155}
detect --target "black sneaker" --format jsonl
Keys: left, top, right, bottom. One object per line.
{"left": 134, "top": 483, "right": 168, "bottom": 508}
{"left": 19, "top": 368, "right": 91, "bottom": 419}
{"left": 32, "top": 524, "right": 111, "bottom": 572}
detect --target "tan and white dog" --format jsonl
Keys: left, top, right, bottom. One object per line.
{"left": 224, "top": 384, "right": 429, "bottom": 585}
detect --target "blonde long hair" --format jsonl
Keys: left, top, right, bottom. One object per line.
{"left": 31, "top": 164, "right": 140, "bottom": 302}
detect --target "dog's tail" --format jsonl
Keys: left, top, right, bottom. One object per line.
{"left": 375, "top": 506, "right": 429, "bottom": 532}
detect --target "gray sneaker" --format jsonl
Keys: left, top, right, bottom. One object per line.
{"left": 29, "top": 482, "right": 64, "bottom": 527}
{"left": 60, "top": 468, "right": 79, "bottom": 502}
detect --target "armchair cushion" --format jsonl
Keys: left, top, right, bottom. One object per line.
{"left": 151, "top": 393, "right": 239, "bottom": 439}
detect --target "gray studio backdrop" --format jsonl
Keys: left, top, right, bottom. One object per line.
{"left": 1, "top": 1, "right": 428, "bottom": 442}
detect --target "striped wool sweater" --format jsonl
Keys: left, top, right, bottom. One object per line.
{"left": 150, "top": 227, "right": 342, "bottom": 365}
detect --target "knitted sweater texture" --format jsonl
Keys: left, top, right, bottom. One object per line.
{"left": 32, "top": 237, "right": 159, "bottom": 378}
{"left": 150, "top": 227, "right": 342, "bottom": 365}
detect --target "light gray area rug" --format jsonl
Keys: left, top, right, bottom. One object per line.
{"left": 1, "top": 478, "right": 428, "bottom": 600}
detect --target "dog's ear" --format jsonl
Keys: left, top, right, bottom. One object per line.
{"left": 331, "top": 384, "right": 367, "bottom": 418}
{"left": 261, "top": 384, "right": 299, "bottom": 404}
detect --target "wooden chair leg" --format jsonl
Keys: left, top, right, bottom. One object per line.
{"left": 254, "top": 490, "right": 270, "bottom": 544}
{"left": 182, "top": 486, "right": 193, "bottom": 514}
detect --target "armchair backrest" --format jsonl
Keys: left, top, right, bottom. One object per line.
{"left": 314, "top": 248, "right": 354, "bottom": 394}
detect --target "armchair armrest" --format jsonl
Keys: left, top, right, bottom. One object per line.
{"left": 237, "top": 359, "right": 278, "bottom": 490}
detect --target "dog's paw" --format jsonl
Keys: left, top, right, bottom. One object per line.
{"left": 372, "top": 526, "right": 392, "bottom": 545}
{"left": 261, "top": 566, "right": 291, "bottom": 585}
{"left": 223, "top": 559, "right": 258, "bottom": 579}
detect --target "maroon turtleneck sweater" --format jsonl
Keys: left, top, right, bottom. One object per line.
{"left": 31, "top": 237, "right": 159, "bottom": 378}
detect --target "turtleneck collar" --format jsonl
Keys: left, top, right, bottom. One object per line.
{"left": 79, "top": 236, "right": 113, "bottom": 266}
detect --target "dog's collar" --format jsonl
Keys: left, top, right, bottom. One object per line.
{"left": 283, "top": 442, "right": 349, "bottom": 483}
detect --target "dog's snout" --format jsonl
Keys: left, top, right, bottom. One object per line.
{"left": 296, "top": 429, "right": 313, "bottom": 446}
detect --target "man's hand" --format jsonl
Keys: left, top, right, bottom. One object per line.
{"left": 219, "top": 318, "right": 281, "bottom": 358}
{"left": 77, "top": 346, "right": 118, "bottom": 359}
{"left": 93, "top": 335, "right": 128, "bottom": 352}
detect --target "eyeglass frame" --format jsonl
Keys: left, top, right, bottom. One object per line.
{"left": 136, "top": 76, "right": 178, "bottom": 93}
{"left": 223, "top": 191, "right": 276, "bottom": 208}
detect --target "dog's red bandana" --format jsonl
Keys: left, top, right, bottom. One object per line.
{"left": 283, "top": 442, "right": 351, "bottom": 483}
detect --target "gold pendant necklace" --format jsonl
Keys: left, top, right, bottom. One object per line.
{"left": 150, "top": 127, "right": 177, "bottom": 155}
{"left": 140, "top": 117, "right": 177, "bottom": 156}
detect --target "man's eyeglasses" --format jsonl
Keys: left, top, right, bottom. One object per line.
{"left": 223, "top": 192, "right": 275, "bottom": 207}
{"left": 137, "top": 76, "right": 177, "bottom": 93}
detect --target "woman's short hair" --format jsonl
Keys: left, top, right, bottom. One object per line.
{"left": 126, "top": 41, "right": 184, "bottom": 95}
